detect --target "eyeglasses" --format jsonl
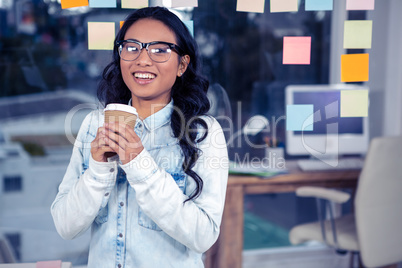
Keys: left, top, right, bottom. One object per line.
{"left": 116, "top": 40, "right": 184, "bottom": 63}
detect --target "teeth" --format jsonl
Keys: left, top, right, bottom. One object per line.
{"left": 134, "top": 73, "right": 155, "bottom": 79}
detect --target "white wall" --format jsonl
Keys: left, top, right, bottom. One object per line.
{"left": 368, "top": 0, "right": 402, "bottom": 137}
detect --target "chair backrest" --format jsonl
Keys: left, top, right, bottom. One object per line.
{"left": 0, "top": 235, "right": 17, "bottom": 263}
{"left": 355, "top": 136, "right": 402, "bottom": 268}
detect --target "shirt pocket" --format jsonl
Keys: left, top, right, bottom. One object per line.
{"left": 137, "top": 172, "right": 186, "bottom": 231}
{"left": 95, "top": 204, "right": 108, "bottom": 224}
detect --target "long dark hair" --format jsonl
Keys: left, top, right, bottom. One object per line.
{"left": 97, "top": 7, "right": 210, "bottom": 202}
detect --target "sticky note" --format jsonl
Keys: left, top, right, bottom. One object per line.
{"left": 305, "top": 0, "right": 333, "bottom": 11}
{"left": 89, "top": 0, "right": 116, "bottom": 7}
{"left": 344, "top": 20, "right": 372, "bottom": 49}
{"left": 341, "top": 90, "right": 369, "bottom": 117}
{"left": 171, "top": 0, "right": 198, "bottom": 8}
{"left": 121, "top": 0, "right": 148, "bottom": 9}
{"left": 341, "top": 54, "right": 369, "bottom": 82}
{"left": 283, "top": 36, "right": 311, "bottom": 65}
{"left": 120, "top": 21, "right": 124, "bottom": 29}
{"left": 270, "top": 0, "right": 298, "bottom": 13}
{"left": 236, "top": 0, "right": 265, "bottom": 13}
{"left": 346, "top": 0, "right": 375, "bottom": 10}
{"left": 286, "top": 105, "right": 314, "bottom": 131}
{"left": 88, "top": 22, "right": 115, "bottom": 50}
{"left": 61, "top": 0, "right": 88, "bottom": 9}
{"left": 183, "top": 21, "right": 194, "bottom": 37}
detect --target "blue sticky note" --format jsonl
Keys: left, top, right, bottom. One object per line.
{"left": 89, "top": 0, "right": 116, "bottom": 8}
{"left": 305, "top": 0, "right": 333, "bottom": 11}
{"left": 286, "top": 105, "right": 314, "bottom": 131}
{"left": 183, "top": 21, "right": 194, "bottom": 37}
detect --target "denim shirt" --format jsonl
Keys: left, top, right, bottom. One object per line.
{"left": 51, "top": 101, "right": 229, "bottom": 268}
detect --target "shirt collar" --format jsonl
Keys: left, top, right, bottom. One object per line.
{"left": 128, "top": 99, "right": 173, "bottom": 130}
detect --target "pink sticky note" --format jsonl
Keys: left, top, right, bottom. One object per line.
{"left": 36, "top": 260, "right": 62, "bottom": 268}
{"left": 346, "top": 0, "right": 375, "bottom": 10}
{"left": 283, "top": 36, "right": 311, "bottom": 65}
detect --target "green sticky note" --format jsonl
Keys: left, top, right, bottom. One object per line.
{"left": 286, "top": 105, "right": 314, "bottom": 131}
{"left": 344, "top": 20, "right": 373, "bottom": 49}
{"left": 237, "top": 0, "right": 265, "bottom": 13}
{"left": 340, "top": 90, "right": 369, "bottom": 117}
{"left": 88, "top": 22, "right": 115, "bottom": 50}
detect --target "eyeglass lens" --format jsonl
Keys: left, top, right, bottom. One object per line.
{"left": 120, "top": 42, "right": 172, "bottom": 63}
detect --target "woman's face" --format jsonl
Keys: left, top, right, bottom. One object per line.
{"left": 120, "top": 18, "right": 186, "bottom": 106}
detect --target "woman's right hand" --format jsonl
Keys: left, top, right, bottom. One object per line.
{"left": 90, "top": 126, "right": 117, "bottom": 162}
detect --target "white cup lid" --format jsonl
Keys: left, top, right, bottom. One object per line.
{"left": 104, "top": 103, "right": 138, "bottom": 115}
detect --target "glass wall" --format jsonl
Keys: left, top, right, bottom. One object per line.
{"left": 0, "top": 0, "right": 383, "bottom": 265}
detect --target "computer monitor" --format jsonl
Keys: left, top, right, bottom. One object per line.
{"left": 285, "top": 84, "right": 369, "bottom": 158}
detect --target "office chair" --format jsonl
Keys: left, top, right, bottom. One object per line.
{"left": 289, "top": 136, "right": 402, "bottom": 268}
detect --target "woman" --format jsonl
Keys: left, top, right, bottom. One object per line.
{"left": 51, "top": 6, "right": 228, "bottom": 268}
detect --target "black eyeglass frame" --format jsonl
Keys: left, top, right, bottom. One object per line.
{"left": 116, "top": 40, "right": 184, "bottom": 62}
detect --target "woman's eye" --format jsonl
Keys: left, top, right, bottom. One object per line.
{"left": 126, "top": 46, "right": 139, "bottom": 52}
{"left": 151, "top": 47, "right": 169, "bottom": 54}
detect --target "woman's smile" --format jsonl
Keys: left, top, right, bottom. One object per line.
{"left": 133, "top": 71, "right": 156, "bottom": 85}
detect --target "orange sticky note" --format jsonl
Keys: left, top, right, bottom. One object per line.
{"left": 120, "top": 21, "right": 124, "bottom": 29}
{"left": 61, "top": 0, "right": 89, "bottom": 9}
{"left": 283, "top": 36, "right": 311, "bottom": 65}
{"left": 341, "top": 54, "right": 369, "bottom": 82}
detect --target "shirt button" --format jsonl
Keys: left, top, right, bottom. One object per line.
{"left": 117, "top": 264, "right": 121, "bottom": 268}
{"left": 120, "top": 202, "right": 124, "bottom": 206}
{"left": 119, "top": 233, "right": 123, "bottom": 238}
{"left": 104, "top": 192, "right": 109, "bottom": 197}
{"left": 109, "top": 168, "right": 115, "bottom": 173}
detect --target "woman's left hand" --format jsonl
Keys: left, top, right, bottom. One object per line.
{"left": 103, "top": 122, "right": 144, "bottom": 165}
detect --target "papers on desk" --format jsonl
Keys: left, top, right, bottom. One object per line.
{"left": 229, "top": 161, "right": 288, "bottom": 178}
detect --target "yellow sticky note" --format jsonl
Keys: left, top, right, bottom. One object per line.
{"left": 121, "top": 0, "right": 148, "bottom": 9}
{"left": 344, "top": 20, "right": 373, "bottom": 49}
{"left": 340, "top": 90, "right": 369, "bottom": 117}
{"left": 88, "top": 22, "right": 115, "bottom": 50}
{"left": 341, "top": 54, "right": 369, "bottom": 82}
{"left": 237, "top": 0, "right": 265, "bottom": 13}
{"left": 61, "top": 0, "right": 88, "bottom": 9}
{"left": 270, "top": 0, "right": 298, "bottom": 13}
{"left": 120, "top": 21, "right": 124, "bottom": 29}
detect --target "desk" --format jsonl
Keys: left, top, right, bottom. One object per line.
{"left": 204, "top": 161, "right": 361, "bottom": 268}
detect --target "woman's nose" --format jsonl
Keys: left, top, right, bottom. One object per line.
{"left": 136, "top": 48, "right": 152, "bottom": 65}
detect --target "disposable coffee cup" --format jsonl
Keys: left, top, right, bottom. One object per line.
{"left": 104, "top": 103, "right": 138, "bottom": 128}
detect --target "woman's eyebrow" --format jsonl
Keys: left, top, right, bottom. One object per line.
{"left": 125, "top": 38, "right": 140, "bottom": 42}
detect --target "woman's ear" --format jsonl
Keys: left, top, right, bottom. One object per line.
{"left": 177, "top": 55, "right": 190, "bottom": 77}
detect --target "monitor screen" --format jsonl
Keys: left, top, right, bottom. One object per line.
{"left": 285, "top": 84, "right": 369, "bottom": 157}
